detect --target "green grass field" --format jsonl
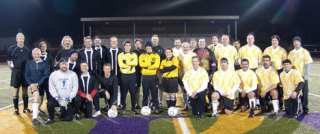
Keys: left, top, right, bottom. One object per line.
{"left": 0, "top": 62, "right": 320, "bottom": 134}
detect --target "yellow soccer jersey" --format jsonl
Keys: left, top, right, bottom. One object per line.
{"left": 237, "top": 69, "right": 258, "bottom": 93}
{"left": 177, "top": 51, "right": 197, "bottom": 77}
{"left": 173, "top": 47, "right": 182, "bottom": 58}
{"left": 208, "top": 43, "right": 222, "bottom": 53}
{"left": 263, "top": 46, "right": 287, "bottom": 70}
{"left": 118, "top": 52, "right": 138, "bottom": 74}
{"left": 255, "top": 66, "right": 280, "bottom": 96}
{"left": 211, "top": 69, "right": 240, "bottom": 99}
{"left": 238, "top": 45, "right": 262, "bottom": 69}
{"left": 288, "top": 48, "right": 313, "bottom": 76}
{"left": 159, "top": 57, "right": 179, "bottom": 78}
{"left": 139, "top": 52, "right": 161, "bottom": 76}
{"left": 215, "top": 45, "right": 238, "bottom": 70}
{"left": 280, "top": 69, "right": 304, "bottom": 100}
{"left": 182, "top": 67, "right": 209, "bottom": 96}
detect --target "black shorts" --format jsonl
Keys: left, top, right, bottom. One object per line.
{"left": 10, "top": 69, "right": 27, "bottom": 88}
{"left": 216, "top": 91, "right": 234, "bottom": 111}
{"left": 162, "top": 78, "right": 178, "bottom": 93}
{"left": 239, "top": 91, "right": 257, "bottom": 106}
{"left": 259, "top": 91, "right": 272, "bottom": 106}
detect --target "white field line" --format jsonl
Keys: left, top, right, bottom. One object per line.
{"left": 0, "top": 97, "right": 34, "bottom": 111}
{"left": 178, "top": 117, "right": 191, "bottom": 134}
{"left": 309, "top": 93, "right": 320, "bottom": 98}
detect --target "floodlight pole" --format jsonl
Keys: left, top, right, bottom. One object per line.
{"left": 82, "top": 22, "right": 85, "bottom": 38}
{"left": 184, "top": 21, "right": 187, "bottom": 41}
{"left": 235, "top": 20, "right": 238, "bottom": 40}
{"left": 133, "top": 21, "right": 136, "bottom": 39}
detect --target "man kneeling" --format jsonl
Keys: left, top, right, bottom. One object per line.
{"left": 45, "top": 58, "right": 78, "bottom": 124}
{"left": 211, "top": 58, "right": 240, "bottom": 117}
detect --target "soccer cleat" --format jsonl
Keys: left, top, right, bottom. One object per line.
{"left": 131, "top": 109, "right": 140, "bottom": 115}
{"left": 197, "top": 114, "right": 204, "bottom": 120}
{"left": 14, "top": 109, "right": 20, "bottom": 115}
{"left": 303, "top": 110, "right": 309, "bottom": 115}
{"left": 74, "top": 114, "right": 83, "bottom": 120}
{"left": 44, "top": 119, "right": 55, "bottom": 125}
{"left": 211, "top": 113, "right": 218, "bottom": 118}
{"left": 92, "top": 111, "right": 102, "bottom": 117}
{"left": 269, "top": 112, "right": 279, "bottom": 118}
{"left": 32, "top": 118, "right": 41, "bottom": 126}
{"left": 155, "top": 109, "right": 160, "bottom": 114}
{"left": 135, "top": 105, "right": 141, "bottom": 109}
{"left": 248, "top": 109, "right": 255, "bottom": 118}
{"left": 23, "top": 108, "right": 32, "bottom": 113}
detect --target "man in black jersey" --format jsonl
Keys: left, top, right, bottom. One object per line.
{"left": 7, "top": 33, "right": 32, "bottom": 115}
{"left": 55, "top": 35, "right": 74, "bottom": 64}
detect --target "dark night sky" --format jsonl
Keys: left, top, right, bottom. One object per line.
{"left": 0, "top": 0, "right": 319, "bottom": 46}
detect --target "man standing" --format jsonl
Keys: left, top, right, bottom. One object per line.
{"left": 214, "top": 35, "right": 237, "bottom": 70}
{"left": 263, "top": 35, "right": 287, "bottom": 110}
{"left": 78, "top": 36, "right": 101, "bottom": 75}
{"left": 55, "top": 35, "right": 74, "bottom": 63}
{"left": 238, "top": 34, "right": 262, "bottom": 70}
{"left": 211, "top": 58, "right": 240, "bottom": 117}
{"left": 288, "top": 36, "right": 313, "bottom": 114}
{"left": 45, "top": 58, "right": 78, "bottom": 124}
{"left": 118, "top": 40, "right": 139, "bottom": 114}
{"left": 189, "top": 38, "right": 198, "bottom": 51}
{"left": 25, "top": 48, "right": 49, "bottom": 125}
{"left": 7, "top": 33, "right": 31, "bottom": 115}
{"left": 207, "top": 34, "right": 222, "bottom": 52}
{"left": 93, "top": 36, "right": 108, "bottom": 76}
{"left": 182, "top": 56, "right": 209, "bottom": 119}
{"left": 139, "top": 42, "right": 161, "bottom": 114}
{"left": 172, "top": 38, "right": 182, "bottom": 57}
{"left": 106, "top": 36, "right": 123, "bottom": 107}
{"left": 132, "top": 38, "right": 146, "bottom": 109}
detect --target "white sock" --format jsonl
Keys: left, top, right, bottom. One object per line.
{"left": 117, "top": 92, "right": 121, "bottom": 106}
{"left": 256, "top": 99, "right": 260, "bottom": 106}
{"left": 272, "top": 99, "right": 279, "bottom": 112}
{"left": 32, "top": 102, "right": 39, "bottom": 119}
{"left": 249, "top": 99, "right": 255, "bottom": 109}
{"left": 212, "top": 101, "right": 219, "bottom": 114}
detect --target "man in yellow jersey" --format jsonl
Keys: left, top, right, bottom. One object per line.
{"left": 172, "top": 38, "right": 182, "bottom": 57}
{"left": 159, "top": 48, "right": 179, "bottom": 108}
{"left": 214, "top": 34, "right": 237, "bottom": 70}
{"left": 280, "top": 59, "right": 304, "bottom": 118}
{"left": 182, "top": 56, "right": 209, "bottom": 119}
{"left": 207, "top": 34, "right": 222, "bottom": 52}
{"left": 288, "top": 36, "right": 313, "bottom": 114}
{"left": 178, "top": 42, "right": 197, "bottom": 110}
{"left": 256, "top": 55, "right": 280, "bottom": 116}
{"left": 211, "top": 58, "right": 240, "bottom": 117}
{"left": 263, "top": 35, "right": 287, "bottom": 110}
{"left": 190, "top": 38, "right": 198, "bottom": 51}
{"left": 233, "top": 40, "right": 241, "bottom": 70}
{"left": 238, "top": 33, "right": 262, "bottom": 70}
{"left": 237, "top": 59, "right": 258, "bottom": 118}
{"left": 118, "top": 40, "right": 139, "bottom": 114}
{"left": 139, "top": 41, "right": 161, "bottom": 114}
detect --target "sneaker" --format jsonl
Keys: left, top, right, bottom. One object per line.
{"left": 32, "top": 118, "right": 41, "bottom": 126}
{"left": 74, "top": 114, "right": 83, "bottom": 120}
{"left": 14, "top": 109, "right": 20, "bottom": 115}
{"left": 39, "top": 109, "right": 46, "bottom": 115}
{"left": 23, "top": 108, "right": 32, "bottom": 113}
{"left": 211, "top": 113, "right": 218, "bottom": 118}
{"left": 269, "top": 112, "right": 279, "bottom": 118}
{"left": 44, "top": 119, "right": 54, "bottom": 125}
{"left": 92, "top": 111, "right": 102, "bottom": 117}
{"left": 303, "top": 110, "right": 309, "bottom": 115}
{"left": 131, "top": 109, "right": 139, "bottom": 115}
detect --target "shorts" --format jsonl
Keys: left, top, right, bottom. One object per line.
{"left": 10, "top": 69, "right": 27, "bottom": 88}
{"left": 239, "top": 91, "right": 257, "bottom": 106}
{"left": 163, "top": 78, "right": 178, "bottom": 93}
{"left": 216, "top": 91, "right": 234, "bottom": 111}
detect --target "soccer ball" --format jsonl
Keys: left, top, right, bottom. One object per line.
{"left": 168, "top": 107, "right": 179, "bottom": 116}
{"left": 108, "top": 108, "right": 118, "bottom": 118}
{"left": 141, "top": 106, "right": 151, "bottom": 116}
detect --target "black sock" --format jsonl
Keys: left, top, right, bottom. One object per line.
{"left": 171, "top": 99, "right": 176, "bottom": 107}
{"left": 166, "top": 99, "right": 171, "bottom": 108}
{"left": 13, "top": 96, "right": 19, "bottom": 110}
{"left": 22, "top": 96, "right": 28, "bottom": 109}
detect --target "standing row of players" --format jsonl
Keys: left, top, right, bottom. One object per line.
{"left": 7, "top": 32, "right": 312, "bottom": 125}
